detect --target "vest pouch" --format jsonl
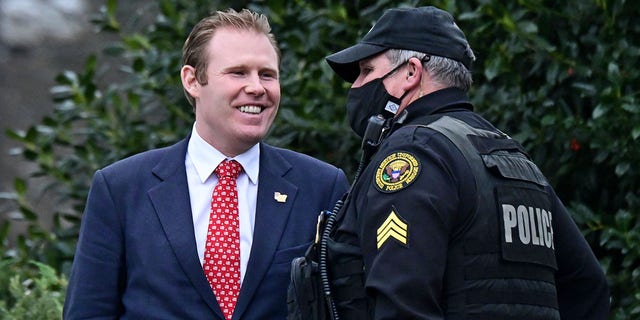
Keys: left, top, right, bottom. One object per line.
{"left": 479, "top": 150, "right": 556, "bottom": 269}
{"left": 326, "top": 237, "right": 370, "bottom": 320}
{"left": 481, "top": 151, "right": 548, "bottom": 187}
{"left": 287, "top": 244, "right": 327, "bottom": 320}
{"left": 495, "top": 183, "right": 557, "bottom": 270}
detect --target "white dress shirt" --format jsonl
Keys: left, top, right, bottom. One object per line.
{"left": 185, "top": 124, "right": 259, "bottom": 284}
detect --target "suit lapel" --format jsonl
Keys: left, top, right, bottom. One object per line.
{"left": 147, "top": 137, "right": 223, "bottom": 317}
{"left": 233, "top": 144, "right": 298, "bottom": 319}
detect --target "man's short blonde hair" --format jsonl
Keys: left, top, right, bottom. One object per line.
{"left": 181, "top": 8, "right": 281, "bottom": 107}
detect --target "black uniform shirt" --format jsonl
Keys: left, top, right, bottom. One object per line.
{"left": 329, "top": 87, "right": 610, "bottom": 319}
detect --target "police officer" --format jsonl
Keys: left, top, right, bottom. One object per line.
{"left": 322, "top": 6, "right": 610, "bottom": 319}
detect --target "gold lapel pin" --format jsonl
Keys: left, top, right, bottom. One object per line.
{"left": 274, "top": 192, "right": 288, "bottom": 203}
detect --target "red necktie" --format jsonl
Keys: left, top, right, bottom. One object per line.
{"left": 203, "top": 159, "right": 243, "bottom": 320}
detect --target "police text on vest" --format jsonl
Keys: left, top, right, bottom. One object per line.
{"left": 502, "top": 204, "right": 554, "bottom": 249}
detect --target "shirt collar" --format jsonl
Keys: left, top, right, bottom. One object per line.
{"left": 187, "top": 123, "right": 260, "bottom": 185}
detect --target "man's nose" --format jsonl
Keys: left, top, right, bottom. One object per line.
{"left": 244, "top": 74, "right": 266, "bottom": 95}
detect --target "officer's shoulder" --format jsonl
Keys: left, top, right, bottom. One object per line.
{"left": 383, "top": 123, "right": 472, "bottom": 168}
{"left": 388, "top": 123, "right": 454, "bottom": 145}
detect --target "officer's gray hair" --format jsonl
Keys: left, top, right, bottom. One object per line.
{"left": 385, "top": 48, "right": 474, "bottom": 92}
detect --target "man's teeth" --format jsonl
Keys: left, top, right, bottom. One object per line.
{"left": 239, "top": 106, "right": 262, "bottom": 114}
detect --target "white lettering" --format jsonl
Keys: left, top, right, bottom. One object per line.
{"left": 501, "top": 204, "right": 555, "bottom": 251}
{"left": 502, "top": 204, "right": 517, "bottom": 243}
{"left": 529, "top": 207, "right": 540, "bottom": 245}
{"left": 542, "top": 209, "right": 551, "bottom": 248}
{"left": 549, "top": 212, "right": 554, "bottom": 249}
{"left": 517, "top": 205, "right": 531, "bottom": 244}
{"left": 536, "top": 208, "right": 545, "bottom": 247}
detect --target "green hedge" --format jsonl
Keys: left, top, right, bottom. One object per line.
{"left": 1, "top": 0, "right": 638, "bottom": 318}
{"left": 0, "top": 260, "right": 67, "bottom": 319}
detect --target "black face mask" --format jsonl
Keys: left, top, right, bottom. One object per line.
{"left": 345, "top": 63, "right": 407, "bottom": 138}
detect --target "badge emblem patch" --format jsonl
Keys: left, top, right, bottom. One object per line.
{"left": 375, "top": 152, "right": 420, "bottom": 193}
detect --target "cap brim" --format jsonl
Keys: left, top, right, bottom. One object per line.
{"left": 326, "top": 43, "right": 387, "bottom": 83}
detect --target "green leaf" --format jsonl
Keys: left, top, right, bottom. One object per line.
{"left": 5, "top": 128, "right": 24, "bottom": 140}
{"left": 615, "top": 162, "right": 630, "bottom": 176}
{"left": 621, "top": 103, "right": 638, "bottom": 113}
{"left": 518, "top": 21, "right": 538, "bottom": 34}
{"left": 13, "top": 178, "right": 26, "bottom": 194}
{"left": 50, "top": 85, "right": 75, "bottom": 102}
{"left": 123, "top": 34, "right": 152, "bottom": 50}
{"left": 541, "top": 114, "right": 556, "bottom": 126}
{"left": 592, "top": 104, "right": 607, "bottom": 119}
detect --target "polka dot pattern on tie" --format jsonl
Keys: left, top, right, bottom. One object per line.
{"left": 203, "top": 159, "right": 243, "bottom": 320}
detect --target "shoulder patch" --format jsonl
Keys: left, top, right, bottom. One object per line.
{"left": 376, "top": 206, "right": 408, "bottom": 249}
{"left": 374, "top": 152, "right": 420, "bottom": 193}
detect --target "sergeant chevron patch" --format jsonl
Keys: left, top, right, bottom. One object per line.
{"left": 376, "top": 207, "right": 408, "bottom": 249}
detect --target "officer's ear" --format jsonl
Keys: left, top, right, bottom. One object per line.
{"left": 402, "top": 57, "right": 423, "bottom": 90}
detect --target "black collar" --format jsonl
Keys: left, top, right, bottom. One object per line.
{"left": 403, "top": 87, "right": 473, "bottom": 124}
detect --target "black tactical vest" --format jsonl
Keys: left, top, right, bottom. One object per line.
{"left": 427, "top": 116, "right": 560, "bottom": 319}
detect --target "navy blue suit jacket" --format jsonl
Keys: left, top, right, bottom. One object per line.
{"left": 63, "top": 136, "right": 349, "bottom": 319}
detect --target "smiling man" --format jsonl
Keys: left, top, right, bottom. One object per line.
{"left": 63, "top": 8, "right": 348, "bottom": 320}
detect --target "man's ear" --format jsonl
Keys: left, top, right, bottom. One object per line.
{"left": 402, "top": 57, "right": 423, "bottom": 90}
{"left": 181, "top": 65, "right": 200, "bottom": 98}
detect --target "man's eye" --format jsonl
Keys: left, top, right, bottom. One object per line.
{"left": 361, "top": 67, "right": 373, "bottom": 75}
{"left": 261, "top": 73, "right": 277, "bottom": 79}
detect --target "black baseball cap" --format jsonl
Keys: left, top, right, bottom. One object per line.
{"left": 326, "top": 6, "right": 474, "bottom": 82}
